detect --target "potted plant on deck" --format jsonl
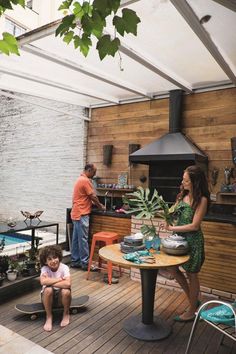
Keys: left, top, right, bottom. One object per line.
{"left": 0, "top": 239, "right": 8, "bottom": 285}
{"left": 0, "top": 255, "right": 9, "bottom": 286}
{"left": 22, "top": 238, "right": 40, "bottom": 276}
{"left": 6, "top": 256, "right": 21, "bottom": 281}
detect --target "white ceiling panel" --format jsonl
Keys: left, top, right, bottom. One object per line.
{"left": 0, "top": 0, "right": 235, "bottom": 108}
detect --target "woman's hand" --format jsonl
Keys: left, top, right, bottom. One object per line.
{"left": 160, "top": 221, "right": 173, "bottom": 232}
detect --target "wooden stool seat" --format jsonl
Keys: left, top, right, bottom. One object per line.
{"left": 87, "top": 231, "right": 121, "bottom": 285}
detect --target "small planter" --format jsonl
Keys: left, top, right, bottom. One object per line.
{"left": 0, "top": 276, "right": 5, "bottom": 286}
{"left": 6, "top": 270, "right": 18, "bottom": 281}
{"left": 25, "top": 260, "right": 38, "bottom": 276}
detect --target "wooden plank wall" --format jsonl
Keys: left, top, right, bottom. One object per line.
{"left": 200, "top": 221, "right": 236, "bottom": 294}
{"left": 88, "top": 88, "right": 236, "bottom": 205}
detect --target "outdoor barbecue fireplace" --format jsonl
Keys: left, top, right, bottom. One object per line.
{"left": 129, "top": 90, "right": 208, "bottom": 204}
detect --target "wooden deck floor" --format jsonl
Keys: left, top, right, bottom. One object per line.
{"left": 0, "top": 270, "right": 235, "bottom": 354}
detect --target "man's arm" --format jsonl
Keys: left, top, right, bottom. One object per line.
{"left": 90, "top": 193, "right": 106, "bottom": 210}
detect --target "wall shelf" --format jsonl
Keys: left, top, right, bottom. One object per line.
{"left": 219, "top": 192, "right": 236, "bottom": 196}
{"left": 96, "top": 188, "right": 135, "bottom": 193}
{"left": 216, "top": 192, "right": 236, "bottom": 205}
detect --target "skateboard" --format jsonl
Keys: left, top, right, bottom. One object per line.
{"left": 15, "top": 295, "right": 89, "bottom": 320}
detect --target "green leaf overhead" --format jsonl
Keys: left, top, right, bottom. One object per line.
{"left": 63, "top": 30, "right": 74, "bottom": 44}
{"left": 58, "top": 0, "right": 73, "bottom": 11}
{"left": 113, "top": 8, "right": 140, "bottom": 36}
{"left": 0, "top": 0, "right": 140, "bottom": 58}
{"left": 0, "top": 32, "right": 19, "bottom": 55}
{"left": 55, "top": 14, "right": 76, "bottom": 37}
{"left": 96, "top": 34, "right": 120, "bottom": 60}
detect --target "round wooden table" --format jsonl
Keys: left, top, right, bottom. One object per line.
{"left": 99, "top": 243, "right": 189, "bottom": 341}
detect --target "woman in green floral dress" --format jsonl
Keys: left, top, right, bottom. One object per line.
{"left": 163, "top": 165, "right": 210, "bottom": 322}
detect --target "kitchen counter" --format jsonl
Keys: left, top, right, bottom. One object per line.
{"left": 91, "top": 209, "right": 131, "bottom": 219}
{"left": 204, "top": 213, "right": 236, "bottom": 224}
{"left": 91, "top": 209, "right": 236, "bottom": 223}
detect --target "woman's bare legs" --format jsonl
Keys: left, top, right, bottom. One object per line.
{"left": 42, "top": 287, "right": 53, "bottom": 331}
{"left": 175, "top": 271, "right": 200, "bottom": 320}
{"left": 168, "top": 266, "right": 190, "bottom": 300}
{"left": 168, "top": 267, "right": 200, "bottom": 320}
{"left": 183, "top": 272, "right": 200, "bottom": 318}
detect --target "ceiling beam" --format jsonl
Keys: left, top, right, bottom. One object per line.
{"left": 17, "top": 14, "right": 193, "bottom": 94}
{"left": 212, "top": 0, "right": 236, "bottom": 12}
{"left": 0, "top": 90, "right": 90, "bottom": 120}
{"left": 22, "top": 44, "right": 151, "bottom": 98}
{"left": 17, "top": 19, "right": 61, "bottom": 47}
{"left": 170, "top": 0, "right": 236, "bottom": 84}
{"left": 0, "top": 66, "right": 119, "bottom": 104}
{"left": 0, "top": 83, "right": 91, "bottom": 107}
{"left": 118, "top": 41, "right": 193, "bottom": 93}
{"left": 120, "top": 0, "right": 141, "bottom": 8}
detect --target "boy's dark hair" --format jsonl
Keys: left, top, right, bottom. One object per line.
{"left": 39, "top": 245, "right": 63, "bottom": 266}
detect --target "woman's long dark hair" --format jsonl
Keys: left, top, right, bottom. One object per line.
{"left": 177, "top": 165, "right": 210, "bottom": 211}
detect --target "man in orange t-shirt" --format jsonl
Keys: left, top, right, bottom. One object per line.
{"left": 70, "top": 164, "right": 105, "bottom": 270}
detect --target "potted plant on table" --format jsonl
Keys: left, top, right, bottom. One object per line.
{"left": 123, "top": 187, "right": 183, "bottom": 250}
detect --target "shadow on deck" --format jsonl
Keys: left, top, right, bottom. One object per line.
{"left": 0, "top": 270, "right": 235, "bottom": 354}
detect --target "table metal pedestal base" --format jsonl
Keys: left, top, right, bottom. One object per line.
{"left": 123, "top": 315, "right": 172, "bottom": 341}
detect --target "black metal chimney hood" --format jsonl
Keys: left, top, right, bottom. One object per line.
{"left": 129, "top": 90, "right": 208, "bottom": 164}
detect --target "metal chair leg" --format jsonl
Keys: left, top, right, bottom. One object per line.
{"left": 185, "top": 313, "right": 201, "bottom": 354}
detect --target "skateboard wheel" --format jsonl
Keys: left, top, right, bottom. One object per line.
{"left": 71, "top": 308, "right": 78, "bottom": 315}
{"left": 30, "top": 314, "right": 38, "bottom": 320}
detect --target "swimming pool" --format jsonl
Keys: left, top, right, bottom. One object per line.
{"left": 0, "top": 233, "right": 32, "bottom": 246}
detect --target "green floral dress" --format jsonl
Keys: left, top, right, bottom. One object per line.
{"left": 177, "top": 201, "right": 205, "bottom": 273}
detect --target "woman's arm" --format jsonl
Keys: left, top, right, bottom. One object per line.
{"left": 165, "top": 196, "right": 208, "bottom": 233}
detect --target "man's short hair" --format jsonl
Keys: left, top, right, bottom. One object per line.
{"left": 84, "top": 163, "right": 95, "bottom": 171}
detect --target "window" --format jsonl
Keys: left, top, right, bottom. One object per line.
{"left": 26, "top": 1, "right": 33, "bottom": 10}
{"left": 5, "top": 18, "right": 26, "bottom": 36}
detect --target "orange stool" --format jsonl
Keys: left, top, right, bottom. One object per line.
{"left": 87, "top": 231, "right": 121, "bottom": 285}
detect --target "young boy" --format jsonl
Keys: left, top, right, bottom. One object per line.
{"left": 39, "top": 245, "right": 71, "bottom": 331}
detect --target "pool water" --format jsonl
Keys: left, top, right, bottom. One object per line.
{"left": 0, "top": 233, "right": 31, "bottom": 246}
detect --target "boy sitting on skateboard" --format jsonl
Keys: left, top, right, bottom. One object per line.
{"left": 39, "top": 245, "right": 71, "bottom": 331}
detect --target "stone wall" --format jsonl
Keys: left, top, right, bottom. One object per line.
{"left": 0, "top": 94, "right": 87, "bottom": 233}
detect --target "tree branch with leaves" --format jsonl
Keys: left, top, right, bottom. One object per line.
{"left": 0, "top": 0, "right": 140, "bottom": 59}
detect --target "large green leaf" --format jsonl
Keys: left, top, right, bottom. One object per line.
{"left": 13, "top": 0, "right": 25, "bottom": 6}
{"left": 0, "top": 0, "right": 24, "bottom": 15}
{"left": 0, "top": 39, "right": 10, "bottom": 55}
{"left": 96, "top": 34, "right": 119, "bottom": 60}
{"left": 93, "top": 0, "right": 112, "bottom": 18}
{"left": 79, "top": 33, "right": 92, "bottom": 56}
{"left": 0, "top": 0, "right": 13, "bottom": 10}
{"left": 0, "top": 32, "right": 19, "bottom": 55}
{"left": 63, "top": 30, "right": 74, "bottom": 44}
{"left": 109, "top": 0, "right": 120, "bottom": 13}
{"left": 73, "top": 2, "right": 84, "bottom": 19}
{"left": 113, "top": 8, "right": 140, "bottom": 36}
{"left": 91, "top": 12, "right": 105, "bottom": 39}
{"left": 55, "top": 14, "right": 75, "bottom": 37}
{"left": 58, "top": 0, "right": 73, "bottom": 11}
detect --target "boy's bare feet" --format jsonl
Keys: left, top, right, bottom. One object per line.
{"left": 43, "top": 317, "right": 52, "bottom": 331}
{"left": 60, "top": 314, "right": 70, "bottom": 327}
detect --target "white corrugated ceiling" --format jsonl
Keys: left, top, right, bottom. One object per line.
{"left": 0, "top": 0, "right": 235, "bottom": 109}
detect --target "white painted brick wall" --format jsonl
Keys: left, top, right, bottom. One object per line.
{"left": 0, "top": 94, "right": 88, "bottom": 233}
